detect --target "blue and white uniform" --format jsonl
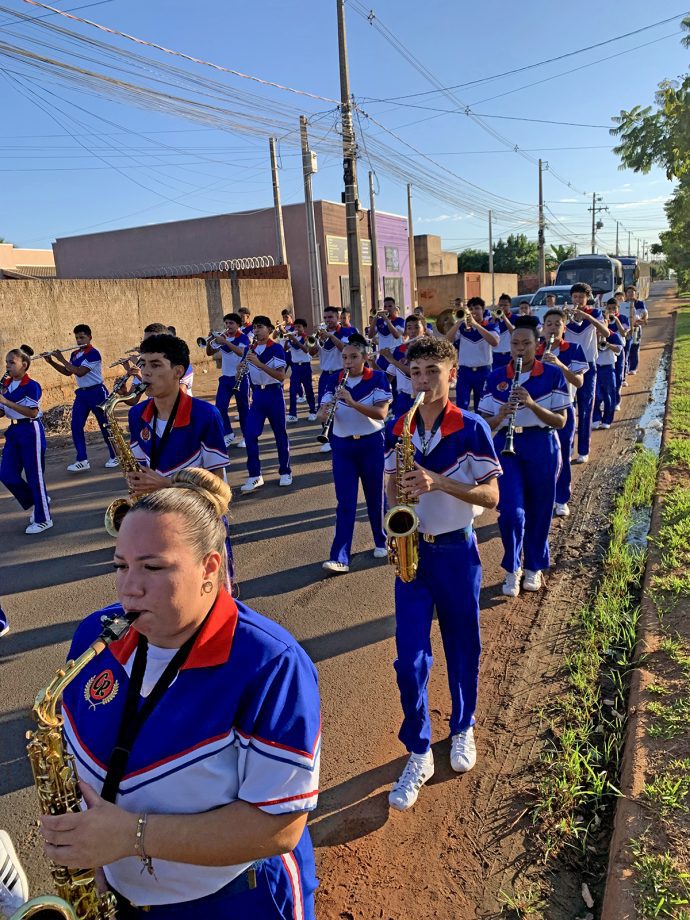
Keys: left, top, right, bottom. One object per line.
{"left": 593, "top": 332, "right": 624, "bottom": 426}
{"left": 627, "top": 300, "right": 647, "bottom": 373}
{"left": 492, "top": 313, "right": 518, "bottom": 369}
{"left": 210, "top": 332, "right": 250, "bottom": 439}
{"left": 62, "top": 589, "right": 320, "bottom": 919}
{"left": 384, "top": 404, "right": 501, "bottom": 753}
{"left": 240, "top": 322, "right": 255, "bottom": 342}
{"left": 390, "top": 341, "right": 414, "bottom": 416}
{"left": 0, "top": 373, "right": 51, "bottom": 525}
{"left": 0, "top": 600, "right": 7, "bottom": 635}
{"left": 180, "top": 363, "right": 194, "bottom": 395}
{"left": 480, "top": 360, "right": 570, "bottom": 574}
{"left": 69, "top": 345, "right": 116, "bottom": 462}
{"left": 375, "top": 316, "right": 405, "bottom": 377}
{"left": 288, "top": 335, "right": 316, "bottom": 416}
{"left": 608, "top": 313, "right": 630, "bottom": 400}
{"left": 321, "top": 368, "right": 391, "bottom": 565}
{"left": 338, "top": 324, "right": 359, "bottom": 340}
{"left": 244, "top": 340, "right": 291, "bottom": 479}
{"left": 454, "top": 320, "right": 499, "bottom": 412}
{"left": 538, "top": 341, "right": 588, "bottom": 506}
{"left": 317, "top": 326, "right": 351, "bottom": 404}
{"left": 565, "top": 308, "right": 604, "bottom": 457}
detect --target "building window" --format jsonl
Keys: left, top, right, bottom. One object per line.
{"left": 385, "top": 246, "right": 400, "bottom": 273}
{"left": 383, "top": 276, "right": 404, "bottom": 309}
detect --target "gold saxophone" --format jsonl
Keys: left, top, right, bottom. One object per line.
{"left": 12, "top": 612, "right": 136, "bottom": 920}
{"left": 100, "top": 382, "right": 149, "bottom": 537}
{"left": 384, "top": 391, "right": 425, "bottom": 582}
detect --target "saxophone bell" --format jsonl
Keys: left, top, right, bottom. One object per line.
{"left": 9, "top": 894, "right": 78, "bottom": 918}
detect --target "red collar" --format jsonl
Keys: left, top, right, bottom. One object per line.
{"left": 506, "top": 359, "right": 544, "bottom": 378}
{"left": 256, "top": 338, "right": 275, "bottom": 349}
{"left": 339, "top": 366, "right": 373, "bottom": 383}
{"left": 75, "top": 344, "right": 94, "bottom": 355}
{"left": 110, "top": 589, "right": 239, "bottom": 671}
{"left": 19, "top": 373, "right": 31, "bottom": 386}
{"left": 232, "top": 331, "right": 243, "bottom": 340}
{"left": 537, "top": 340, "right": 569, "bottom": 356}
{"left": 140, "top": 389, "right": 193, "bottom": 427}
{"left": 393, "top": 401, "right": 464, "bottom": 437}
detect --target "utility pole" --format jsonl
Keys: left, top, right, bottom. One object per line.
{"left": 336, "top": 0, "right": 364, "bottom": 330}
{"left": 368, "top": 171, "right": 380, "bottom": 313}
{"left": 628, "top": 230, "right": 631, "bottom": 257}
{"left": 615, "top": 221, "right": 619, "bottom": 257}
{"left": 407, "top": 183, "right": 417, "bottom": 309}
{"left": 588, "top": 193, "right": 608, "bottom": 254}
{"left": 488, "top": 209, "right": 495, "bottom": 307}
{"left": 637, "top": 239, "right": 640, "bottom": 259}
{"left": 269, "top": 137, "right": 287, "bottom": 266}
{"left": 538, "top": 159, "right": 546, "bottom": 286}
{"left": 299, "top": 116, "right": 323, "bottom": 323}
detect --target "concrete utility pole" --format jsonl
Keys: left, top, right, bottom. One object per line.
{"left": 615, "top": 220, "right": 619, "bottom": 257}
{"left": 269, "top": 137, "right": 287, "bottom": 266}
{"left": 637, "top": 239, "right": 640, "bottom": 259}
{"left": 628, "top": 231, "right": 632, "bottom": 257}
{"left": 488, "top": 209, "right": 495, "bottom": 307}
{"left": 368, "top": 171, "right": 380, "bottom": 312}
{"left": 538, "top": 159, "right": 546, "bottom": 286}
{"left": 588, "top": 193, "right": 608, "bottom": 254}
{"left": 299, "top": 116, "right": 323, "bottom": 322}
{"left": 407, "top": 183, "right": 417, "bottom": 309}
{"left": 336, "top": 0, "right": 365, "bottom": 330}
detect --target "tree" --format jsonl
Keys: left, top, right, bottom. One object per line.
{"left": 550, "top": 244, "right": 575, "bottom": 263}
{"left": 492, "top": 233, "right": 539, "bottom": 275}
{"left": 457, "top": 248, "right": 490, "bottom": 272}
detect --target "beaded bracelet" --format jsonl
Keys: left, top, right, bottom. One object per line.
{"left": 134, "top": 813, "right": 155, "bottom": 877}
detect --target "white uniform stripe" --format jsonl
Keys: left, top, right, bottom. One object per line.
{"left": 281, "top": 852, "right": 304, "bottom": 920}
{"left": 32, "top": 421, "right": 50, "bottom": 521}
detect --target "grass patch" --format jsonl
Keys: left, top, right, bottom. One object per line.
{"left": 647, "top": 698, "right": 690, "bottom": 740}
{"left": 532, "top": 447, "right": 658, "bottom": 856}
{"left": 650, "top": 487, "right": 690, "bottom": 602}
{"left": 498, "top": 883, "right": 545, "bottom": 918}
{"left": 630, "top": 836, "right": 690, "bottom": 919}
{"left": 668, "top": 311, "right": 690, "bottom": 437}
{"left": 665, "top": 438, "right": 690, "bottom": 468}
{"left": 644, "top": 760, "right": 690, "bottom": 815}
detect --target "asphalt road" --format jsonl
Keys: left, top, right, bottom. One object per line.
{"left": 0, "top": 283, "right": 675, "bottom": 912}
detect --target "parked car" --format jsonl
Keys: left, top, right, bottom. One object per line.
{"left": 529, "top": 285, "right": 573, "bottom": 307}
{"left": 510, "top": 294, "right": 534, "bottom": 311}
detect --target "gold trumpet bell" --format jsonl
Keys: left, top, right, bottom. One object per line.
{"left": 383, "top": 505, "right": 420, "bottom": 583}
{"left": 104, "top": 496, "right": 134, "bottom": 538}
{"left": 10, "top": 895, "right": 78, "bottom": 919}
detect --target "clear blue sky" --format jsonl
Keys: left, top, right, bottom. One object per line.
{"left": 1, "top": 0, "right": 687, "bottom": 258}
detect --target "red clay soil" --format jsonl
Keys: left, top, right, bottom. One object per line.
{"left": 314, "top": 284, "right": 678, "bottom": 920}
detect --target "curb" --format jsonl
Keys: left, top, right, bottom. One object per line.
{"left": 600, "top": 307, "right": 678, "bottom": 920}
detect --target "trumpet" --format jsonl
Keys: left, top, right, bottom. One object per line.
{"left": 307, "top": 334, "right": 318, "bottom": 346}
{"left": 196, "top": 331, "right": 223, "bottom": 348}
{"left": 108, "top": 348, "right": 140, "bottom": 368}
{"left": 455, "top": 308, "right": 466, "bottom": 321}
{"left": 491, "top": 308, "right": 504, "bottom": 320}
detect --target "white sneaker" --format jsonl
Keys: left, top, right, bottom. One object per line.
{"left": 0, "top": 624, "right": 9, "bottom": 639}
{"left": 296, "top": 396, "right": 307, "bottom": 404}
{"left": 322, "top": 560, "right": 349, "bottom": 574}
{"left": 104, "top": 457, "right": 120, "bottom": 468}
{"left": 601, "top": 423, "right": 611, "bottom": 429}
{"left": 502, "top": 570, "right": 521, "bottom": 597}
{"left": 0, "top": 829, "right": 29, "bottom": 904}
{"left": 388, "top": 751, "right": 435, "bottom": 811}
{"left": 592, "top": 421, "right": 602, "bottom": 430}
{"left": 373, "top": 547, "right": 388, "bottom": 559}
{"left": 615, "top": 403, "right": 621, "bottom": 412}
{"left": 573, "top": 454, "right": 589, "bottom": 464}
{"left": 622, "top": 379, "right": 629, "bottom": 387}
{"left": 286, "top": 415, "right": 298, "bottom": 423}
{"left": 240, "top": 476, "right": 264, "bottom": 493}
{"left": 628, "top": 370, "right": 637, "bottom": 376}
{"left": 320, "top": 442, "right": 332, "bottom": 453}
{"left": 279, "top": 474, "right": 293, "bottom": 487}
{"left": 450, "top": 727, "right": 477, "bottom": 773}
{"left": 523, "top": 569, "right": 542, "bottom": 591}
{"left": 29, "top": 496, "right": 52, "bottom": 525}
{"left": 224, "top": 433, "right": 236, "bottom": 447}
{"left": 307, "top": 413, "right": 317, "bottom": 422}
{"left": 236, "top": 438, "right": 246, "bottom": 448}
{"left": 25, "top": 520, "right": 53, "bottom": 535}
{"left": 554, "top": 502, "right": 570, "bottom": 517}
{"left": 67, "top": 460, "right": 90, "bottom": 473}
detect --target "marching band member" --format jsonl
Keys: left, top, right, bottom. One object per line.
{"left": 370, "top": 297, "right": 405, "bottom": 380}
{"left": 339, "top": 308, "right": 359, "bottom": 338}
{"left": 0, "top": 345, "right": 53, "bottom": 534}
{"left": 592, "top": 322, "right": 624, "bottom": 430}
{"left": 310, "top": 306, "right": 351, "bottom": 453}
{"left": 285, "top": 318, "right": 317, "bottom": 423}
{"left": 564, "top": 283, "right": 610, "bottom": 464}
{"left": 318, "top": 334, "right": 391, "bottom": 574}
{"left": 605, "top": 297, "right": 630, "bottom": 410}
{"left": 479, "top": 317, "right": 570, "bottom": 596}
{"left": 491, "top": 293, "right": 517, "bottom": 369}
{"left": 445, "top": 296, "right": 499, "bottom": 411}
{"left": 413, "top": 306, "right": 435, "bottom": 336}
{"left": 38, "top": 468, "right": 320, "bottom": 919}
{"left": 381, "top": 314, "right": 426, "bottom": 416}
{"left": 625, "top": 284, "right": 648, "bottom": 376}
{"left": 127, "top": 335, "right": 228, "bottom": 493}
{"left": 238, "top": 307, "right": 254, "bottom": 340}
{"left": 206, "top": 313, "right": 250, "bottom": 449}
{"left": 167, "top": 327, "right": 193, "bottom": 395}
{"left": 614, "top": 290, "right": 631, "bottom": 388}
{"left": 384, "top": 337, "right": 501, "bottom": 809}
{"left": 539, "top": 310, "right": 588, "bottom": 518}
{"left": 545, "top": 293, "right": 557, "bottom": 310}
{"left": 240, "top": 316, "right": 292, "bottom": 493}
{"left": 44, "top": 324, "right": 118, "bottom": 473}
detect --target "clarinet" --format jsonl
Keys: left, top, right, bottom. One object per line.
{"left": 501, "top": 356, "right": 523, "bottom": 457}
{"left": 317, "top": 370, "right": 349, "bottom": 444}
{"left": 232, "top": 340, "right": 258, "bottom": 394}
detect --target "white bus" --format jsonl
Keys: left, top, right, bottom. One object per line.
{"left": 555, "top": 255, "right": 624, "bottom": 304}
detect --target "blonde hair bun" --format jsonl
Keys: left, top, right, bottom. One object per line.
{"left": 169, "top": 467, "right": 232, "bottom": 519}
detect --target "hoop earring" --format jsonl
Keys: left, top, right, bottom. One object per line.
{"left": 201, "top": 580, "right": 213, "bottom": 595}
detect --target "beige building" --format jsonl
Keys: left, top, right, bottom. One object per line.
{"left": 0, "top": 242, "right": 55, "bottom": 279}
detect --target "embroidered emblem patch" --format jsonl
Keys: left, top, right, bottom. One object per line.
{"left": 140, "top": 426, "right": 151, "bottom": 442}
{"left": 84, "top": 669, "right": 119, "bottom": 709}
{"left": 497, "top": 381, "right": 509, "bottom": 391}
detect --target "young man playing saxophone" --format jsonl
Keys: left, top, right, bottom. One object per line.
{"left": 383, "top": 337, "right": 501, "bottom": 811}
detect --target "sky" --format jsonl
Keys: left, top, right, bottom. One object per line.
{"left": 0, "top": 0, "right": 687, "bottom": 259}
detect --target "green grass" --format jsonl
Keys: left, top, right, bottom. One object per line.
{"left": 630, "top": 836, "right": 690, "bottom": 919}
{"left": 498, "top": 884, "right": 545, "bottom": 918}
{"left": 650, "top": 487, "right": 690, "bottom": 600}
{"left": 647, "top": 698, "right": 690, "bottom": 740}
{"left": 644, "top": 760, "right": 690, "bottom": 815}
{"left": 669, "top": 311, "right": 690, "bottom": 436}
{"left": 665, "top": 438, "right": 690, "bottom": 468}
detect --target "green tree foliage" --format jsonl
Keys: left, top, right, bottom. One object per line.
{"left": 492, "top": 233, "right": 539, "bottom": 275}
{"left": 550, "top": 244, "right": 576, "bottom": 262}
{"left": 457, "top": 248, "right": 490, "bottom": 272}
{"left": 610, "top": 17, "right": 690, "bottom": 286}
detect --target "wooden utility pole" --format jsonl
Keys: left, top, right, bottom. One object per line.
{"left": 488, "top": 209, "right": 495, "bottom": 307}
{"left": 538, "top": 159, "right": 546, "bottom": 286}
{"left": 407, "top": 183, "right": 417, "bottom": 309}
{"left": 368, "top": 171, "right": 380, "bottom": 312}
{"left": 300, "top": 116, "right": 323, "bottom": 322}
{"left": 269, "top": 137, "right": 287, "bottom": 266}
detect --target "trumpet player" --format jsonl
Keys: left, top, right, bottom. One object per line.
{"left": 625, "top": 284, "right": 648, "bottom": 376}
{"left": 384, "top": 337, "right": 500, "bottom": 810}
{"left": 479, "top": 317, "right": 570, "bottom": 597}
{"left": 238, "top": 306, "right": 254, "bottom": 340}
{"left": 445, "top": 296, "right": 499, "bottom": 411}
{"left": 592, "top": 312, "right": 624, "bottom": 431}
{"left": 309, "top": 306, "right": 352, "bottom": 453}
{"left": 491, "top": 293, "right": 517, "bottom": 369}
{"left": 206, "top": 313, "right": 251, "bottom": 449}
{"left": 285, "top": 318, "right": 317, "bottom": 423}
{"left": 369, "top": 297, "right": 404, "bottom": 381}
{"left": 318, "top": 335, "right": 391, "bottom": 574}
{"left": 43, "top": 323, "right": 119, "bottom": 473}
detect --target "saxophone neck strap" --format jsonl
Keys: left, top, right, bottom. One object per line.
{"left": 416, "top": 404, "right": 447, "bottom": 454}
{"left": 149, "top": 391, "right": 181, "bottom": 471}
